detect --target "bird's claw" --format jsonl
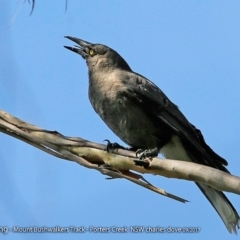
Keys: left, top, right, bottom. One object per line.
{"left": 134, "top": 149, "right": 152, "bottom": 168}
{"left": 136, "top": 149, "right": 153, "bottom": 160}
{"left": 134, "top": 147, "right": 159, "bottom": 167}
{"left": 104, "top": 139, "right": 125, "bottom": 152}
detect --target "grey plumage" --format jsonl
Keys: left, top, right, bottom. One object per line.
{"left": 64, "top": 36, "right": 240, "bottom": 233}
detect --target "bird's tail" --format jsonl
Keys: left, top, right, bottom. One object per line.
{"left": 196, "top": 182, "right": 240, "bottom": 234}
{"left": 161, "top": 134, "right": 239, "bottom": 233}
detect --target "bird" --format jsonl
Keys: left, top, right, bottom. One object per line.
{"left": 64, "top": 36, "right": 240, "bottom": 233}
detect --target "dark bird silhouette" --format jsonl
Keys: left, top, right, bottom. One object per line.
{"left": 64, "top": 36, "right": 240, "bottom": 233}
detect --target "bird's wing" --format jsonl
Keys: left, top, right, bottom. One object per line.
{"left": 122, "top": 71, "right": 227, "bottom": 170}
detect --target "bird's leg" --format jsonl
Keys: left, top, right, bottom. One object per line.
{"left": 104, "top": 139, "right": 126, "bottom": 152}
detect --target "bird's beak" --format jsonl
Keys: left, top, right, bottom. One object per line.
{"left": 64, "top": 36, "right": 92, "bottom": 59}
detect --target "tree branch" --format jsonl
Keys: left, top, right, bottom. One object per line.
{"left": 0, "top": 109, "right": 239, "bottom": 204}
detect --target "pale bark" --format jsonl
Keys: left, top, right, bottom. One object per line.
{"left": 0, "top": 109, "right": 239, "bottom": 204}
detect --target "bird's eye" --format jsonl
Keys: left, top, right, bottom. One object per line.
{"left": 89, "top": 49, "right": 95, "bottom": 56}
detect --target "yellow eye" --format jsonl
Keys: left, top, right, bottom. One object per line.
{"left": 89, "top": 49, "right": 95, "bottom": 56}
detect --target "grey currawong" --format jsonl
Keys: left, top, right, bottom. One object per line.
{"left": 64, "top": 36, "right": 239, "bottom": 233}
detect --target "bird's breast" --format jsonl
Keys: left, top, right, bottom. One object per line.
{"left": 88, "top": 71, "right": 172, "bottom": 149}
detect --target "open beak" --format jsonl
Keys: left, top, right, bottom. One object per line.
{"left": 64, "top": 36, "right": 92, "bottom": 59}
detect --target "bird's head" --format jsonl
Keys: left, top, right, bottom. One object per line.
{"left": 64, "top": 36, "right": 131, "bottom": 72}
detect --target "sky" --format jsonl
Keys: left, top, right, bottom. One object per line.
{"left": 0, "top": 1, "right": 240, "bottom": 239}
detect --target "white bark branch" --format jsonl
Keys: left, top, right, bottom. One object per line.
{"left": 0, "top": 109, "right": 239, "bottom": 204}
